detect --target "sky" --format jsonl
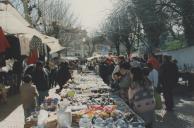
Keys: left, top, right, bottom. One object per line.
{"left": 70, "top": 0, "right": 114, "bottom": 33}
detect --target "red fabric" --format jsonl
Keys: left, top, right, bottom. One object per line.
{"left": 27, "top": 49, "right": 39, "bottom": 65}
{"left": 0, "top": 27, "right": 10, "bottom": 53}
{"left": 106, "top": 58, "right": 114, "bottom": 65}
{"left": 147, "top": 56, "right": 160, "bottom": 70}
{"left": 128, "top": 52, "right": 131, "bottom": 61}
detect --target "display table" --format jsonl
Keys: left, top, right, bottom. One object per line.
{"left": 25, "top": 71, "right": 145, "bottom": 128}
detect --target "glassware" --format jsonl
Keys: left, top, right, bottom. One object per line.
{"left": 93, "top": 117, "right": 106, "bottom": 128}
{"left": 115, "top": 119, "right": 128, "bottom": 128}
{"left": 105, "top": 117, "right": 114, "bottom": 128}
{"left": 79, "top": 115, "right": 92, "bottom": 128}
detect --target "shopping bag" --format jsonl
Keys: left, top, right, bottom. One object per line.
{"left": 154, "top": 91, "right": 162, "bottom": 109}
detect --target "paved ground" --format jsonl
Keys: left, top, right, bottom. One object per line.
{"left": 0, "top": 94, "right": 24, "bottom": 128}
{"left": 153, "top": 96, "right": 194, "bottom": 128}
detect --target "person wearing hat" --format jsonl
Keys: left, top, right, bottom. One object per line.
{"left": 147, "top": 53, "right": 160, "bottom": 70}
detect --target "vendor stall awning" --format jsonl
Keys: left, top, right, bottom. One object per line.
{"left": 61, "top": 56, "right": 78, "bottom": 61}
{"left": 0, "top": 2, "right": 64, "bottom": 54}
{"left": 21, "top": 33, "right": 64, "bottom": 54}
{"left": 0, "top": 2, "right": 31, "bottom": 34}
{"left": 38, "top": 35, "right": 64, "bottom": 54}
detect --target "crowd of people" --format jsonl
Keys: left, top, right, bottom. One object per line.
{"left": 14, "top": 57, "right": 73, "bottom": 120}
{"left": 0, "top": 53, "right": 179, "bottom": 127}
{"left": 96, "top": 53, "right": 179, "bottom": 128}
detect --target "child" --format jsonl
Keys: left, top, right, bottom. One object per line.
{"left": 20, "top": 75, "right": 39, "bottom": 120}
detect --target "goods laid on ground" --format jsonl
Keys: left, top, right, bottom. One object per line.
{"left": 25, "top": 72, "right": 145, "bottom": 128}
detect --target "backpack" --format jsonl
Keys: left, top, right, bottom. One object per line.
{"left": 132, "top": 82, "right": 155, "bottom": 113}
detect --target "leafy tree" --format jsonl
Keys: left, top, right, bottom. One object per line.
{"left": 157, "top": 0, "right": 194, "bottom": 46}
{"left": 132, "top": 0, "right": 167, "bottom": 51}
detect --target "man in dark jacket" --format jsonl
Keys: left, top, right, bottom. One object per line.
{"left": 24, "top": 61, "right": 49, "bottom": 105}
{"left": 99, "top": 60, "right": 111, "bottom": 85}
{"left": 56, "top": 62, "right": 71, "bottom": 91}
{"left": 159, "top": 56, "right": 178, "bottom": 111}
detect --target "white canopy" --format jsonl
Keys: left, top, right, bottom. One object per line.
{"left": 42, "top": 36, "right": 65, "bottom": 54}
{"left": 61, "top": 56, "right": 78, "bottom": 61}
{"left": 0, "top": 2, "right": 64, "bottom": 53}
{"left": 87, "top": 55, "right": 108, "bottom": 61}
{"left": 0, "top": 2, "right": 31, "bottom": 34}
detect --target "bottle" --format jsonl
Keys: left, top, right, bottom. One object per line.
{"left": 79, "top": 115, "right": 92, "bottom": 128}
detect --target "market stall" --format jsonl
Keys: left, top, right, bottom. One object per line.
{"left": 0, "top": 2, "right": 64, "bottom": 56}
{"left": 25, "top": 72, "right": 145, "bottom": 128}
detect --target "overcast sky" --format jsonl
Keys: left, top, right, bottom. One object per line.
{"left": 9, "top": 0, "right": 114, "bottom": 33}
{"left": 71, "top": 0, "right": 114, "bottom": 33}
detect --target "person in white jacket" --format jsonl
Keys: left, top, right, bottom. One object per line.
{"left": 147, "top": 63, "right": 159, "bottom": 88}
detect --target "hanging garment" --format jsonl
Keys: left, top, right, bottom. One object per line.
{"left": 27, "top": 49, "right": 39, "bottom": 65}
{"left": 0, "top": 27, "right": 10, "bottom": 53}
{"left": 5, "top": 35, "right": 21, "bottom": 59}
{"left": 30, "top": 35, "right": 44, "bottom": 56}
{"left": 0, "top": 53, "right": 6, "bottom": 68}
{"left": 18, "top": 35, "right": 30, "bottom": 56}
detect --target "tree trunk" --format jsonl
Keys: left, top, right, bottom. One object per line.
{"left": 21, "top": 0, "right": 31, "bottom": 24}
{"left": 115, "top": 42, "right": 120, "bottom": 56}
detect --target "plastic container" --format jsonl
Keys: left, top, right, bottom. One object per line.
{"left": 57, "top": 108, "right": 72, "bottom": 128}
{"left": 37, "top": 110, "right": 48, "bottom": 128}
